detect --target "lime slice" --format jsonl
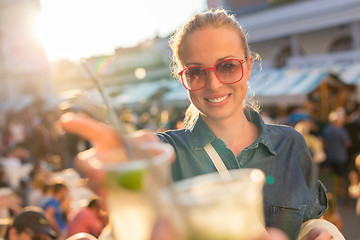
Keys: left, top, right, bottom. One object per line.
{"left": 106, "top": 169, "right": 146, "bottom": 191}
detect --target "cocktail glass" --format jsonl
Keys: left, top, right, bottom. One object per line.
{"left": 101, "top": 143, "right": 173, "bottom": 240}
{"left": 161, "top": 168, "right": 267, "bottom": 240}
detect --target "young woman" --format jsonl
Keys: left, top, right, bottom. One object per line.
{"left": 61, "top": 9, "right": 330, "bottom": 240}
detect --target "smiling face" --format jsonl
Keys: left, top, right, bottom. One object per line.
{"left": 179, "top": 27, "right": 251, "bottom": 124}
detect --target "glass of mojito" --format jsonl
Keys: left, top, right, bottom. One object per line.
{"left": 101, "top": 143, "right": 174, "bottom": 240}
{"left": 161, "top": 168, "right": 266, "bottom": 240}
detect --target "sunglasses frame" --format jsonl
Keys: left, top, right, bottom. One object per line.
{"left": 178, "top": 58, "right": 246, "bottom": 91}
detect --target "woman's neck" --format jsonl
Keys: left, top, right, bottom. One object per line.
{"left": 202, "top": 111, "right": 258, "bottom": 156}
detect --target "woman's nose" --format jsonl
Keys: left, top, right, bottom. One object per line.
{"left": 206, "top": 69, "right": 223, "bottom": 90}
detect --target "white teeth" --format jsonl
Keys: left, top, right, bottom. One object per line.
{"left": 208, "top": 95, "right": 229, "bottom": 103}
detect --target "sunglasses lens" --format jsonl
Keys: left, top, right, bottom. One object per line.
{"left": 216, "top": 59, "right": 243, "bottom": 83}
{"left": 182, "top": 67, "right": 207, "bottom": 90}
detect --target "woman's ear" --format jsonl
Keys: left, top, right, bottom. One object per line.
{"left": 246, "top": 56, "right": 252, "bottom": 69}
{"left": 244, "top": 56, "right": 252, "bottom": 81}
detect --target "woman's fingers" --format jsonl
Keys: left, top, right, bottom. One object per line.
{"left": 151, "top": 219, "right": 180, "bottom": 240}
{"left": 303, "top": 228, "right": 331, "bottom": 240}
{"left": 60, "top": 113, "right": 127, "bottom": 195}
{"left": 61, "top": 113, "right": 126, "bottom": 153}
{"left": 61, "top": 113, "right": 175, "bottom": 162}
{"left": 128, "top": 130, "right": 176, "bottom": 162}
{"left": 254, "top": 228, "right": 289, "bottom": 240}
{"left": 266, "top": 228, "right": 289, "bottom": 240}
{"left": 60, "top": 113, "right": 175, "bottom": 195}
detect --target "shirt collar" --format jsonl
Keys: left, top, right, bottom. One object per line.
{"left": 190, "top": 109, "right": 276, "bottom": 155}
{"left": 191, "top": 116, "right": 217, "bottom": 150}
{"left": 246, "top": 109, "right": 277, "bottom": 155}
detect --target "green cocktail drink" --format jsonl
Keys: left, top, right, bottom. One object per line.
{"left": 102, "top": 143, "right": 173, "bottom": 240}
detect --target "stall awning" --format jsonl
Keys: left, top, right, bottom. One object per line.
{"left": 161, "top": 81, "right": 189, "bottom": 106}
{"left": 250, "top": 66, "right": 330, "bottom": 96}
{"left": 337, "top": 62, "right": 360, "bottom": 85}
{"left": 0, "top": 95, "right": 35, "bottom": 112}
{"left": 111, "top": 80, "right": 179, "bottom": 107}
{"left": 109, "top": 62, "right": 360, "bottom": 108}
{"left": 249, "top": 62, "right": 360, "bottom": 106}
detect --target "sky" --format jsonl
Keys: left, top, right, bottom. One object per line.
{"left": 35, "top": 0, "right": 206, "bottom": 61}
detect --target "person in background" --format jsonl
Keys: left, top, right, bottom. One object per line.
{"left": 1, "top": 146, "right": 24, "bottom": 191}
{"left": 66, "top": 197, "right": 107, "bottom": 238}
{"left": 28, "top": 174, "right": 47, "bottom": 207}
{"left": 0, "top": 178, "right": 21, "bottom": 218}
{"left": 322, "top": 108, "right": 352, "bottom": 201}
{"left": 61, "top": 8, "right": 332, "bottom": 240}
{"left": 41, "top": 182, "right": 69, "bottom": 237}
{"left": 295, "top": 120, "right": 326, "bottom": 175}
{"left": 38, "top": 182, "right": 54, "bottom": 208}
{"left": 344, "top": 104, "right": 360, "bottom": 171}
{"left": 4, "top": 206, "right": 56, "bottom": 240}
{"left": 0, "top": 193, "right": 22, "bottom": 217}
{"left": 0, "top": 164, "right": 10, "bottom": 188}
{"left": 348, "top": 154, "right": 360, "bottom": 216}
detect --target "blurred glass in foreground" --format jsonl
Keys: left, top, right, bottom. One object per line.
{"left": 160, "top": 168, "right": 267, "bottom": 240}
{"left": 97, "top": 143, "right": 173, "bottom": 240}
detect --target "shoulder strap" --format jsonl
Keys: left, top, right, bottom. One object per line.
{"left": 204, "top": 143, "right": 231, "bottom": 179}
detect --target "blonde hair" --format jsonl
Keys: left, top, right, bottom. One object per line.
{"left": 169, "top": 8, "right": 260, "bottom": 130}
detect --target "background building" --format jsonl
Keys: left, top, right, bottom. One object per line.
{"left": 204, "top": 0, "right": 360, "bottom": 122}
{"left": 102, "top": 0, "right": 360, "bottom": 120}
{"left": 1, "top": 0, "right": 360, "bottom": 121}
{"left": 108, "top": 0, "right": 360, "bottom": 122}
{"left": 0, "top": 0, "right": 51, "bottom": 111}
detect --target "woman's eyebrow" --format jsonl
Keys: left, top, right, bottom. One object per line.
{"left": 185, "top": 56, "right": 237, "bottom": 67}
{"left": 185, "top": 62, "right": 202, "bottom": 67}
{"left": 217, "top": 55, "right": 236, "bottom": 62}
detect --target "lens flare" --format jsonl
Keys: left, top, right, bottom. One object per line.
{"left": 95, "top": 56, "right": 114, "bottom": 76}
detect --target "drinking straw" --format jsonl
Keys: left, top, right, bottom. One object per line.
{"left": 81, "top": 59, "right": 135, "bottom": 159}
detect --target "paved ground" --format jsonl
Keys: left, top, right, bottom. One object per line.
{"left": 338, "top": 201, "right": 359, "bottom": 240}
{"left": 319, "top": 168, "right": 359, "bottom": 240}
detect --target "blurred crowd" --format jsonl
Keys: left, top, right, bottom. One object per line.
{"left": 0, "top": 98, "right": 359, "bottom": 239}
{"left": 0, "top": 102, "right": 186, "bottom": 239}
{"left": 262, "top": 101, "right": 360, "bottom": 233}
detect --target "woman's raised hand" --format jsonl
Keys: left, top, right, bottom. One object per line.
{"left": 61, "top": 113, "right": 126, "bottom": 191}
{"left": 60, "top": 113, "right": 171, "bottom": 194}
{"left": 61, "top": 113, "right": 128, "bottom": 156}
